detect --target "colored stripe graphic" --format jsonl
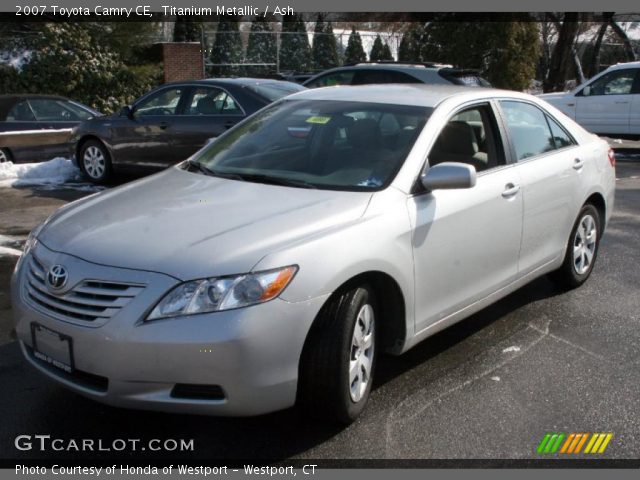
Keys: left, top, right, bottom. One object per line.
{"left": 538, "top": 433, "right": 613, "bottom": 455}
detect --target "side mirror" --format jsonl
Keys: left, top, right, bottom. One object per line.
{"left": 582, "top": 85, "right": 591, "bottom": 97}
{"left": 420, "top": 162, "right": 477, "bottom": 191}
{"left": 119, "top": 105, "right": 134, "bottom": 119}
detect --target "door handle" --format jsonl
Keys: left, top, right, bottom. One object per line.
{"left": 158, "top": 122, "right": 169, "bottom": 130}
{"left": 502, "top": 183, "right": 520, "bottom": 198}
{"left": 573, "top": 158, "right": 584, "bottom": 170}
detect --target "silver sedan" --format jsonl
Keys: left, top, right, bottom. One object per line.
{"left": 11, "top": 85, "right": 616, "bottom": 423}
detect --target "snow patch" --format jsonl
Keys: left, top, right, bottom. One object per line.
{"left": 0, "top": 158, "right": 97, "bottom": 190}
{"left": 0, "top": 245, "right": 22, "bottom": 257}
{"left": 502, "top": 346, "right": 521, "bottom": 353}
{"left": 490, "top": 376, "right": 501, "bottom": 382}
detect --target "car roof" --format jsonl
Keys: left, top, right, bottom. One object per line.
{"left": 606, "top": 61, "right": 640, "bottom": 71}
{"left": 165, "top": 78, "right": 303, "bottom": 88}
{"left": 285, "top": 84, "right": 528, "bottom": 108}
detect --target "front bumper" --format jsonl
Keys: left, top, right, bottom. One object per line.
{"left": 11, "top": 243, "right": 327, "bottom": 416}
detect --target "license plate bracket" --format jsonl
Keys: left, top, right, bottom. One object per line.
{"left": 30, "top": 323, "right": 74, "bottom": 373}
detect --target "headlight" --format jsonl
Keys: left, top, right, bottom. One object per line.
{"left": 146, "top": 265, "right": 298, "bottom": 320}
{"left": 14, "top": 223, "right": 43, "bottom": 273}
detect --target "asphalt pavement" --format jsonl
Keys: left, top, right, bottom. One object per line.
{"left": 0, "top": 160, "right": 638, "bottom": 463}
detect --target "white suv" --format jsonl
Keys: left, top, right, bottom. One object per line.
{"left": 539, "top": 61, "right": 640, "bottom": 137}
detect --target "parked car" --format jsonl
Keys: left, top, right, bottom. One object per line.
{"left": 0, "top": 95, "right": 100, "bottom": 163}
{"left": 12, "top": 85, "right": 615, "bottom": 423}
{"left": 538, "top": 61, "right": 640, "bottom": 137}
{"left": 71, "top": 78, "right": 306, "bottom": 183}
{"left": 303, "top": 62, "right": 490, "bottom": 89}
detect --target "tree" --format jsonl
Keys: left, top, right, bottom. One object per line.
{"left": 280, "top": 14, "right": 312, "bottom": 73}
{"left": 344, "top": 27, "right": 367, "bottom": 64}
{"left": 173, "top": 16, "right": 202, "bottom": 42}
{"left": 420, "top": 17, "right": 540, "bottom": 91}
{"left": 543, "top": 13, "right": 580, "bottom": 92}
{"left": 210, "top": 19, "right": 243, "bottom": 77}
{"left": 370, "top": 35, "right": 393, "bottom": 61}
{"left": 398, "top": 24, "right": 424, "bottom": 62}
{"left": 312, "top": 15, "right": 339, "bottom": 70}
{"left": 245, "top": 16, "right": 277, "bottom": 76}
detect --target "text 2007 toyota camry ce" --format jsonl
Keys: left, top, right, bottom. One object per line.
{"left": 11, "top": 85, "right": 615, "bottom": 423}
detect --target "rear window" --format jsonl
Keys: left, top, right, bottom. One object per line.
{"left": 439, "top": 69, "right": 491, "bottom": 87}
{"left": 246, "top": 82, "right": 306, "bottom": 102}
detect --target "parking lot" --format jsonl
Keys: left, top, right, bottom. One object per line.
{"left": 0, "top": 158, "right": 638, "bottom": 462}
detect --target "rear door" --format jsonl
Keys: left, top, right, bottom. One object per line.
{"left": 171, "top": 86, "right": 247, "bottom": 161}
{"left": 575, "top": 68, "right": 637, "bottom": 135}
{"left": 2, "top": 99, "right": 42, "bottom": 162}
{"left": 631, "top": 73, "right": 640, "bottom": 135}
{"left": 498, "top": 100, "right": 583, "bottom": 275}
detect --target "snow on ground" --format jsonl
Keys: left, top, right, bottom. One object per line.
{"left": 0, "top": 234, "right": 25, "bottom": 257}
{"left": 0, "top": 158, "right": 103, "bottom": 191}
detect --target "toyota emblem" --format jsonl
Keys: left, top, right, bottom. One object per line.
{"left": 47, "top": 265, "right": 68, "bottom": 290}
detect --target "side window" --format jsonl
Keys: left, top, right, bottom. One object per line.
{"left": 586, "top": 69, "right": 636, "bottom": 96}
{"left": 546, "top": 115, "right": 575, "bottom": 149}
{"left": 135, "top": 87, "right": 184, "bottom": 116}
{"left": 305, "top": 71, "right": 355, "bottom": 88}
{"left": 183, "top": 87, "right": 242, "bottom": 116}
{"left": 500, "top": 101, "right": 555, "bottom": 161}
{"left": 6, "top": 101, "right": 36, "bottom": 121}
{"left": 28, "top": 99, "right": 80, "bottom": 121}
{"left": 429, "top": 104, "right": 504, "bottom": 172}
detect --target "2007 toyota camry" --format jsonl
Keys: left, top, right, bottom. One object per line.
{"left": 11, "top": 85, "right": 615, "bottom": 423}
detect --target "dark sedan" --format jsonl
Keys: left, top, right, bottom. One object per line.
{"left": 0, "top": 95, "right": 100, "bottom": 163}
{"left": 71, "top": 78, "right": 306, "bottom": 183}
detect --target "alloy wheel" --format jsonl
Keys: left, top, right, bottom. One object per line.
{"left": 573, "top": 213, "right": 597, "bottom": 275}
{"left": 349, "top": 303, "right": 375, "bottom": 402}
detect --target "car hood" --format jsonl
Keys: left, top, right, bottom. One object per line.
{"left": 39, "top": 168, "right": 372, "bottom": 280}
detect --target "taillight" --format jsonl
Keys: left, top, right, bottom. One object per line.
{"left": 608, "top": 148, "right": 616, "bottom": 167}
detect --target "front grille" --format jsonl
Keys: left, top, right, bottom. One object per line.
{"left": 25, "top": 256, "right": 145, "bottom": 323}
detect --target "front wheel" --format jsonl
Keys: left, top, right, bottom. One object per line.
{"left": 79, "top": 140, "right": 112, "bottom": 184}
{"left": 549, "top": 204, "right": 601, "bottom": 289}
{"left": 297, "top": 286, "right": 377, "bottom": 424}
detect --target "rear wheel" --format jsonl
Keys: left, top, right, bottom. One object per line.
{"left": 549, "top": 204, "right": 601, "bottom": 289}
{"left": 297, "top": 285, "right": 377, "bottom": 424}
{"left": 79, "top": 140, "right": 112, "bottom": 184}
{"left": 0, "top": 148, "right": 12, "bottom": 163}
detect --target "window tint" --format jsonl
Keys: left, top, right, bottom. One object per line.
{"left": 546, "top": 115, "right": 575, "bottom": 149}
{"left": 28, "top": 99, "right": 90, "bottom": 121}
{"left": 184, "top": 87, "right": 242, "bottom": 116}
{"left": 500, "top": 101, "right": 555, "bottom": 160}
{"left": 587, "top": 69, "right": 636, "bottom": 96}
{"left": 429, "top": 104, "right": 503, "bottom": 172}
{"left": 135, "top": 87, "right": 184, "bottom": 116}
{"left": 305, "top": 71, "right": 355, "bottom": 88}
{"left": 6, "top": 100, "right": 36, "bottom": 121}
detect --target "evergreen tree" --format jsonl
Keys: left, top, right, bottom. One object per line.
{"left": 173, "top": 16, "right": 202, "bottom": 42}
{"left": 398, "top": 24, "right": 424, "bottom": 62}
{"left": 210, "top": 19, "right": 243, "bottom": 77}
{"left": 280, "top": 14, "right": 312, "bottom": 73}
{"left": 245, "top": 16, "right": 277, "bottom": 76}
{"left": 369, "top": 34, "right": 393, "bottom": 62}
{"left": 312, "top": 15, "right": 339, "bottom": 70}
{"left": 344, "top": 27, "right": 367, "bottom": 64}
{"left": 421, "top": 18, "right": 539, "bottom": 90}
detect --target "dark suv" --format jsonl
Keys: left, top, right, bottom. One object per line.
{"left": 303, "top": 62, "right": 490, "bottom": 89}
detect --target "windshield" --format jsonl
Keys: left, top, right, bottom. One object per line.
{"left": 188, "top": 99, "right": 431, "bottom": 191}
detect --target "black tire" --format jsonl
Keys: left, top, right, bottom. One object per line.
{"left": 549, "top": 204, "right": 601, "bottom": 289}
{"left": 79, "top": 139, "right": 112, "bottom": 184}
{"left": 0, "top": 148, "right": 12, "bottom": 163}
{"left": 297, "top": 285, "right": 377, "bottom": 424}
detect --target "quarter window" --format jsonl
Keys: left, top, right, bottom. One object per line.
{"left": 546, "top": 115, "right": 575, "bottom": 149}
{"left": 500, "top": 101, "right": 556, "bottom": 161}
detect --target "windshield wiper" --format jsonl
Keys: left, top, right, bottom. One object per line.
{"left": 234, "top": 173, "right": 318, "bottom": 189}
{"left": 186, "top": 161, "right": 244, "bottom": 181}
